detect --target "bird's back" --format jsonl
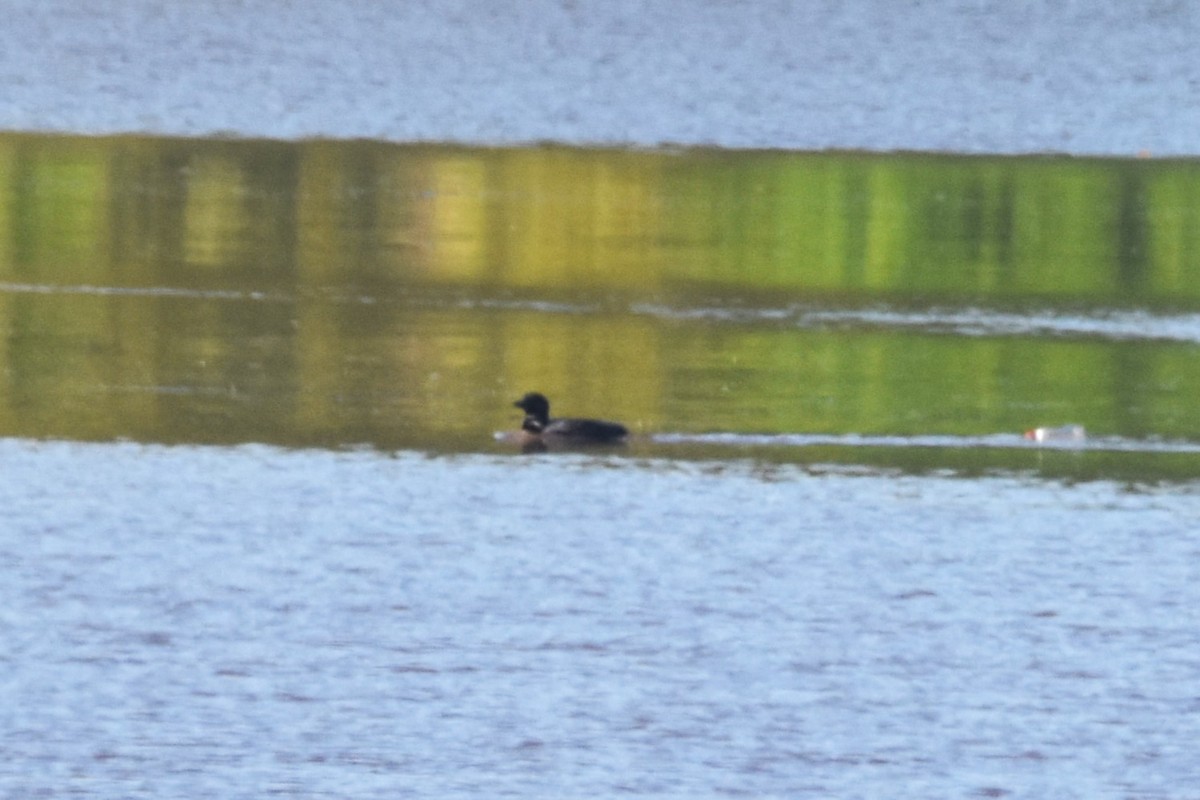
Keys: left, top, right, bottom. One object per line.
{"left": 545, "top": 417, "right": 628, "bottom": 443}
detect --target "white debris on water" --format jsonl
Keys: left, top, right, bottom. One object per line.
{"left": 1024, "top": 424, "right": 1087, "bottom": 444}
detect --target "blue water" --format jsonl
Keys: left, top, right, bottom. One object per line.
{"left": 2, "top": 0, "right": 1197, "bottom": 155}
{"left": 5, "top": 438, "right": 1199, "bottom": 798}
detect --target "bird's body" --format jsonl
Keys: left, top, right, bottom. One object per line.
{"left": 512, "top": 392, "right": 628, "bottom": 451}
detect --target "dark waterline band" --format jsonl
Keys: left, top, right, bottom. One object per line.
{"left": 650, "top": 431, "right": 1200, "bottom": 455}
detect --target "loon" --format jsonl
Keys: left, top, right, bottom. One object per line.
{"left": 512, "top": 392, "right": 628, "bottom": 451}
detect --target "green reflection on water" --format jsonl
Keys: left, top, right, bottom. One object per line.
{"left": 1, "top": 133, "right": 1198, "bottom": 479}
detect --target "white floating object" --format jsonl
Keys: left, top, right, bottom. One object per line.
{"left": 1023, "top": 424, "right": 1086, "bottom": 443}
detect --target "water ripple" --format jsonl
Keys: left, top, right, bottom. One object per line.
{"left": 630, "top": 302, "right": 1200, "bottom": 343}
{"left": 9, "top": 280, "right": 1200, "bottom": 346}
{"left": 651, "top": 431, "right": 1200, "bottom": 454}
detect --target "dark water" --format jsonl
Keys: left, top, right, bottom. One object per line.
{"left": 4, "top": 134, "right": 1200, "bottom": 797}
{"left": 3, "top": 134, "right": 1200, "bottom": 479}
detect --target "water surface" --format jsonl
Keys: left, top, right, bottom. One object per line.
{"left": 3, "top": 134, "right": 1200, "bottom": 479}
{"left": 2, "top": 1, "right": 1198, "bottom": 155}
{"left": 5, "top": 439, "right": 1200, "bottom": 798}
{"left": 4, "top": 134, "right": 1200, "bottom": 798}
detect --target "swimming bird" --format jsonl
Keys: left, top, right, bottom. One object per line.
{"left": 512, "top": 391, "right": 628, "bottom": 451}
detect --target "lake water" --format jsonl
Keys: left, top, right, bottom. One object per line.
{"left": 4, "top": 134, "right": 1200, "bottom": 798}
{"left": 5, "top": 439, "right": 1200, "bottom": 799}
{"left": 3, "top": 1, "right": 1199, "bottom": 156}
{"left": 4, "top": 136, "right": 1200, "bottom": 474}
